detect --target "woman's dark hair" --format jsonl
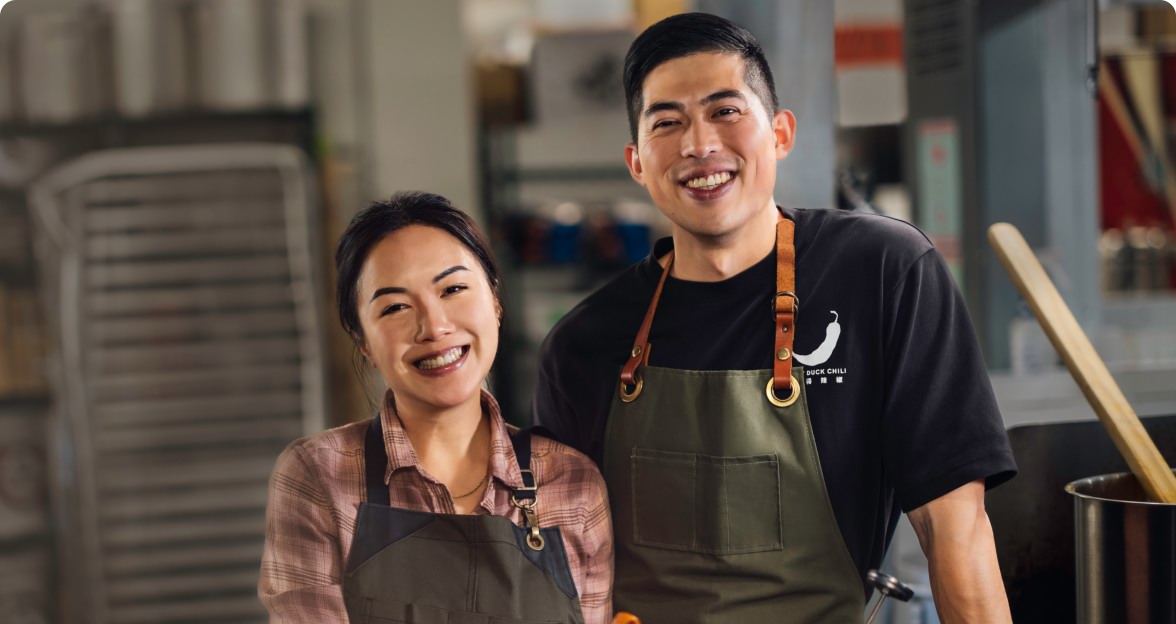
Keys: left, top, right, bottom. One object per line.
{"left": 335, "top": 191, "right": 501, "bottom": 343}
{"left": 623, "top": 12, "right": 778, "bottom": 142}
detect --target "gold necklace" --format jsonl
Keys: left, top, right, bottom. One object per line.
{"left": 451, "top": 466, "right": 491, "bottom": 499}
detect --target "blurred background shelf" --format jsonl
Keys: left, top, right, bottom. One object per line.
{"left": 481, "top": 122, "right": 660, "bottom": 423}
{"left": 0, "top": 109, "right": 315, "bottom": 141}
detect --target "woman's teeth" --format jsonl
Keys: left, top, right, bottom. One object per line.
{"left": 685, "top": 171, "right": 732, "bottom": 190}
{"left": 416, "top": 347, "right": 464, "bottom": 370}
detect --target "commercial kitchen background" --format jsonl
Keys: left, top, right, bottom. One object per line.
{"left": 0, "top": 0, "right": 1173, "bottom": 622}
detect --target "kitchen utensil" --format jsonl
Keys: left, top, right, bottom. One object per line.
{"left": 866, "top": 569, "right": 914, "bottom": 624}
{"left": 987, "top": 223, "right": 1176, "bottom": 503}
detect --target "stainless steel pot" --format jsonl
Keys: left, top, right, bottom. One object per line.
{"left": 1067, "top": 470, "right": 1176, "bottom": 624}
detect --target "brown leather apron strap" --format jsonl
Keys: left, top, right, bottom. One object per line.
{"left": 622, "top": 218, "right": 798, "bottom": 404}
{"left": 772, "top": 219, "right": 798, "bottom": 394}
{"left": 620, "top": 252, "right": 674, "bottom": 401}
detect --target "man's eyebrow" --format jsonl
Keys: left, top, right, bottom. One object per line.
{"left": 701, "top": 89, "right": 748, "bottom": 106}
{"left": 642, "top": 100, "right": 683, "bottom": 119}
{"left": 642, "top": 90, "right": 749, "bottom": 119}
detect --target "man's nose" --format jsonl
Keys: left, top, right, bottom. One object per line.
{"left": 681, "top": 120, "right": 721, "bottom": 158}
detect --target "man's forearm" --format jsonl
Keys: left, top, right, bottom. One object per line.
{"left": 909, "top": 481, "right": 1012, "bottom": 623}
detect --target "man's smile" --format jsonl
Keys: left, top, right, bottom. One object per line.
{"left": 684, "top": 171, "right": 733, "bottom": 190}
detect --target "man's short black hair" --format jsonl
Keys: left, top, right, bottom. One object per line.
{"left": 623, "top": 12, "right": 779, "bottom": 143}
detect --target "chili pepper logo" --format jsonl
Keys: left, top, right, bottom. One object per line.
{"left": 794, "top": 311, "right": 841, "bottom": 366}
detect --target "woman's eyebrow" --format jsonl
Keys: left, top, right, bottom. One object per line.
{"left": 369, "top": 286, "right": 406, "bottom": 302}
{"left": 368, "top": 266, "right": 469, "bottom": 302}
{"left": 433, "top": 265, "right": 468, "bottom": 282}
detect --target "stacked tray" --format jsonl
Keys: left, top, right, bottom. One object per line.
{"left": 31, "top": 144, "right": 325, "bottom": 623}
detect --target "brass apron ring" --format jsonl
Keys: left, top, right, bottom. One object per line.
{"left": 766, "top": 375, "right": 801, "bottom": 408}
{"left": 511, "top": 495, "right": 546, "bottom": 551}
{"left": 619, "top": 374, "right": 644, "bottom": 403}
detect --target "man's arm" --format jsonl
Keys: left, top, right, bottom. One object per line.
{"left": 907, "top": 479, "right": 1012, "bottom": 623}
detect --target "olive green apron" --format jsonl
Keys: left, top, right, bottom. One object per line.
{"left": 344, "top": 419, "right": 586, "bottom": 624}
{"left": 603, "top": 219, "right": 864, "bottom": 623}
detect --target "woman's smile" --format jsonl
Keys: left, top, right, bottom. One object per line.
{"left": 413, "top": 345, "right": 470, "bottom": 373}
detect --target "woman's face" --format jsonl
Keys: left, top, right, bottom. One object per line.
{"left": 355, "top": 225, "right": 500, "bottom": 415}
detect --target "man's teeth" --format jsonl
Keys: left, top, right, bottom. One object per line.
{"left": 685, "top": 171, "right": 732, "bottom": 189}
{"left": 417, "top": 347, "right": 463, "bottom": 370}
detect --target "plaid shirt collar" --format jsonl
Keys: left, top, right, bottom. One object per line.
{"left": 377, "top": 389, "right": 527, "bottom": 492}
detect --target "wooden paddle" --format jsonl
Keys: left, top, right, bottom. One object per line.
{"left": 988, "top": 223, "right": 1176, "bottom": 503}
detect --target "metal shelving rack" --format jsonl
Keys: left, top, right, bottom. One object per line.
{"left": 479, "top": 124, "right": 643, "bottom": 425}
{"left": 0, "top": 103, "right": 320, "bottom": 623}
{"left": 30, "top": 142, "right": 326, "bottom": 624}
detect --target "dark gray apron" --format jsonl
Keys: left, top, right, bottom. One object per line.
{"left": 604, "top": 219, "right": 864, "bottom": 623}
{"left": 343, "top": 418, "right": 586, "bottom": 624}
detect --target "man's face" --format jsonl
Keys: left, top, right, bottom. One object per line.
{"left": 625, "top": 52, "right": 795, "bottom": 243}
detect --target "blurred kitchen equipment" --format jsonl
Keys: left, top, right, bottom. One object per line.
{"left": 0, "top": 138, "right": 58, "bottom": 189}
{"left": 270, "top": 0, "right": 310, "bottom": 110}
{"left": 2, "top": 0, "right": 310, "bottom": 122}
{"left": 990, "top": 223, "right": 1176, "bottom": 622}
{"left": 30, "top": 143, "right": 325, "bottom": 623}
{"left": 988, "top": 416, "right": 1176, "bottom": 622}
{"left": 194, "top": 0, "right": 267, "bottom": 111}
{"left": 18, "top": 7, "right": 109, "bottom": 124}
{"left": 1100, "top": 228, "right": 1129, "bottom": 292}
{"left": 109, "top": 0, "right": 155, "bottom": 117}
{"left": 1067, "top": 470, "right": 1176, "bottom": 623}
{"left": 0, "top": 546, "right": 51, "bottom": 624}
{"left": 865, "top": 570, "right": 915, "bottom": 624}
{"left": 988, "top": 223, "right": 1176, "bottom": 503}
{"left": 0, "top": 14, "right": 15, "bottom": 125}
{"left": 108, "top": 0, "right": 193, "bottom": 118}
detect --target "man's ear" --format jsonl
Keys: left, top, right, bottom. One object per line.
{"left": 624, "top": 143, "right": 644, "bottom": 185}
{"left": 773, "top": 109, "right": 797, "bottom": 160}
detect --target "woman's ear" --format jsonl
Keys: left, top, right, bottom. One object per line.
{"left": 354, "top": 334, "right": 375, "bottom": 367}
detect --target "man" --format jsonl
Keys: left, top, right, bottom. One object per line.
{"left": 532, "top": 12, "right": 1017, "bottom": 624}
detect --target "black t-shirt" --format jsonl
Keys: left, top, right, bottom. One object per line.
{"left": 532, "top": 206, "right": 1017, "bottom": 580}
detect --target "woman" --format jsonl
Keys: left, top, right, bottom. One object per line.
{"left": 259, "top": 192, "right": 612, "bottom": 623}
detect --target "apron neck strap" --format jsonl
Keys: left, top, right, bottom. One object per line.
{"left": 365, "top": 416, "right": 391, "bottom": 506}
{"left": 509, "top": 428, "right": 537, "bottom": 503}
{"left": 772, "top": 219, "right": 798, "bottom": 394}
{"left": 363, "top": 417, "right": 541, "bottom": 506}
{"left": 620, "top": 251, "right": 674, "bottom": 389}
{"left": 619, "top": 218, "right": 798, "bottom": 398}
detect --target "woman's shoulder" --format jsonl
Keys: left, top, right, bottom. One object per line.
{"left": 530, "top": 434, "right": 606, "bottom": 494}
{"left": 274, "top": 419, "right": 370, "bottom": 474}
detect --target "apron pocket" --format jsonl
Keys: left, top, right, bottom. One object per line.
{"left": 359, "top": 598, "right": 562, "bottom": 624}
{"left": 631, "top": 448, "right": 782, "bottom": 555}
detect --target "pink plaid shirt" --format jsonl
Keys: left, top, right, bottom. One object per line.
{"left": 259, "top": 390, "right": 613, "bottom": 623}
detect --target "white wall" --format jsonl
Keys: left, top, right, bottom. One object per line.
{"left": 362, "top": 0, "right": 480, "bottom": 223}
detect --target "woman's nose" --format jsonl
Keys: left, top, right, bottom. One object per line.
{"left": 415, "top": 299, "right": 454, "bottom": 342}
